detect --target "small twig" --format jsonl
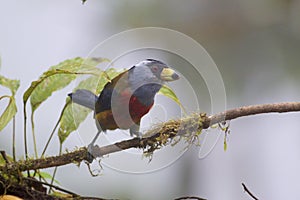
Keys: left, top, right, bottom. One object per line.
{"left": 24, "top": 177, "right": 78, "bottom": 197}
{"left": 23, "top": 103, "right": 30, "bottom": 177}
{"left": 31, "top": 112, "right": 39, "bottom": 159}
{"left": 49, "top": 143, "right": 63, "bottom": 193}
{"left": 12, "top": 116, "right": 16, "bottom": 161}
{"left": 242, "top": 183, "right": 259, "bottom": 200}
{"left": 204, "top": 102, "right": 300, "bottom": 128}
{"left": 41, "top": 101, "right": 70, "bottom": 157}
{"left": 79, "top": 197, "right": 118, "bottom": 200}
{"left": 0, "top": 150, "right": 10, "bottom": 164}
{"left": 174, "top": 196, "right": 207, "bottom": 200}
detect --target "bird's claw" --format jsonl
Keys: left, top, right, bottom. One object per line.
{"left": 86, "top": 144, "right": 98, "bottom": 163}
{"left": 129, "top": 124, "right": 142, "bottom": 138}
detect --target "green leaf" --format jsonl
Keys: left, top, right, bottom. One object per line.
{"left": 58, "top": 100, "right": 90, "bottom": 144}
{"left": 0, "top": 75, "right": 20, "bottom": 95}
{"left": 51, "top": 191, "right": 73, "bottom": 198}
{"left": 23, "top": 57, "right": 108, "bottom": 112}
{"left": 0, "top": 157, "right": 4, "bottom": 166}
{"left": 0, "top": 96, "right": 17, "bottom": 131}
{"left": 0, "top": 75, "right": 19, "bottom": 131}
{"left": 38, "top": 171, "right": 61, "bottom": 185}
{"left": 158, "top": 85, "right": 186, "bottom": 113}
{"left": 58, "top": 68, "right": 121, "bottom": 144}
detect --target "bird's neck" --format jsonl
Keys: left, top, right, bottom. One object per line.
{"left": 128, "top": 66, "right": 164, "bottom": 106}
{"left": 132, "top": 83, "right": 162, "bottom": 106}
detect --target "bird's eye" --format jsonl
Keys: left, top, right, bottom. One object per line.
{"left": 152, "top": 66, "right": 158, "bottom": 72}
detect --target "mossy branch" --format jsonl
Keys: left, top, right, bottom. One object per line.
{"left": 1, "top": 102, "right": 300, "bottom": 173}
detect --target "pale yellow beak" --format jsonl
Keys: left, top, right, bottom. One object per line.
{"left": 160, "top": 68, "right": 180, "bottom": 81}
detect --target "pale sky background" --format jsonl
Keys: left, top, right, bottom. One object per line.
{"left": 1, "top": 1, "right": 300, "bottom": 199}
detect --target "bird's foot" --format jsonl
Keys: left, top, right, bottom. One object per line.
{"left": 130, "top": 131, "right": 143, "bottom": 138}
{"left": 86, "top": 144, "right": 98, "bottom": 163}
{"left": 129, "top": 124, "right": 142, "bottom": 138}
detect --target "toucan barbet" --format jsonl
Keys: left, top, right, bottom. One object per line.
{"left": 68, "top": 59, "right": 179, "bottom": 149}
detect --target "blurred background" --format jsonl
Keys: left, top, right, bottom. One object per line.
{"left": 1, "top": 0, "right": 300, "bottom": 199}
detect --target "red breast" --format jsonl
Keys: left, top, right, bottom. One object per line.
{"left": 96, "top": 93, "right": 153, "bottom": 131}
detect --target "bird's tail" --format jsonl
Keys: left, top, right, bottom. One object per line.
{"left": 68, "top": 89, "right": 97, "bottom": 110}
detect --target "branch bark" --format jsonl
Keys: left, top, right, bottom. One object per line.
{"left": 1, "top": 102, "right": 300, "bottom": 173}
{"left": 204, "top": 102, "right": 300, "bottom": 128}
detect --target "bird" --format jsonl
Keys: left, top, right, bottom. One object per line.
{"left": 68, "top": 59, "right": 179, "bottom": 153}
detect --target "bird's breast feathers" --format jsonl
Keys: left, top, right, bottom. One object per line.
{"left": 96, "top": 91, "right": 153, "bottom": 130}
{"left": 95, "top": 68, "right": 158, "bottom": 131}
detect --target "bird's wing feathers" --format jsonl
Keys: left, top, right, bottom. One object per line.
{"left": 96, "top": 70, "right": 132, "bottom": 113}
{"left": 107, "top": 70, "right": 130, "bottom": 92}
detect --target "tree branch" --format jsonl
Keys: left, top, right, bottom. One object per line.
{"left": 174, "top": 196, "right": 207, "bottom": 200}
{"left": 242, "top": 183, "right": 259, "bottom": 200}
{"left": 203, "top": 102, "right": 300, "bottom": 128}
{"left": 1, "top": 102, "right": 300, "bottom": 173}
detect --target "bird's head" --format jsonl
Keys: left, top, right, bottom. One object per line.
{"left": 126, "top": 59, "right": 179, "bottom": 106}
{"left": 131, "top": 59, "right": 179, "bottom": 84}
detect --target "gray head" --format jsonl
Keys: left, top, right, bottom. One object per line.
{"left": 129, "top": 59, "right": 179, "bottom": 85}
{"left": 128, "top": 59, "right": 179, "bottom": 105}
